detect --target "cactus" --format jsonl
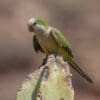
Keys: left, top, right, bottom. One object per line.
{"left": 16, "top": 55, "right": 74, "bottom": 100}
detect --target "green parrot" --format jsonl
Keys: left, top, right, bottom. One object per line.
{"left": 27, "top": 18, "right": 93, "bottom": 83}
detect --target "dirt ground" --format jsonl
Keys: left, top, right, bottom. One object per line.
{"left": 0, "top": 0, "right": 100, "bottom": 100}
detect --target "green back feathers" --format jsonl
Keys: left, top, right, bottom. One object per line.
{"left": 51, "top": 28, "right": 73, "bottom": 58}
{"left": 52, "top": 28, "right": 70, "bottom": 48}
{"left": 35, "top": 18, "right": 49, "bottom": 29}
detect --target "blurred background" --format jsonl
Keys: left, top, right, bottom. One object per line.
{"left": 0, "top": 0, "right": 100, "bottom": 100}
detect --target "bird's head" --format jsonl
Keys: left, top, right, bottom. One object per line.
{"left": 27, "top": 18, "right": 49, "bottom": 33}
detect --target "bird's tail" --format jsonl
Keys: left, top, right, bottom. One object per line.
{"left": 67, "top": 59, "right": 93, "bottom": 83}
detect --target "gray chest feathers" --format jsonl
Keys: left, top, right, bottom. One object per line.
{"left": 36, "top": 33, "right": 59, "bottom": 53}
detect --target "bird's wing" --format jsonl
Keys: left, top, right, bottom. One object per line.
{"left": 50, "top": 28, "right": 93, "bottom": 83}
{"left": 33, "top": 35, "right": 44, "bottom": 53}
{"left": 50, "top": 28, "right": 73, "bottom": 58}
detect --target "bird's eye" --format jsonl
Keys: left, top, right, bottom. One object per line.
{"left": 33, "top": 22, "right": 36, "bottom": 26}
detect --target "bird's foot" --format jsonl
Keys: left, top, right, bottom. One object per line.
{"left": 38, "top": 54, "right": 59, "bottom": 68}
{"left": 38, "top": 56, "right": 48, "bottom": 68}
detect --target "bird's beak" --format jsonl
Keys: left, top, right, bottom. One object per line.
{"left": 28, "top": 26, "right": 34, "bottom": 32}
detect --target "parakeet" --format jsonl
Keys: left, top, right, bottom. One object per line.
{"left": 27, "top": 18, "right": 93, "bottom": 83}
